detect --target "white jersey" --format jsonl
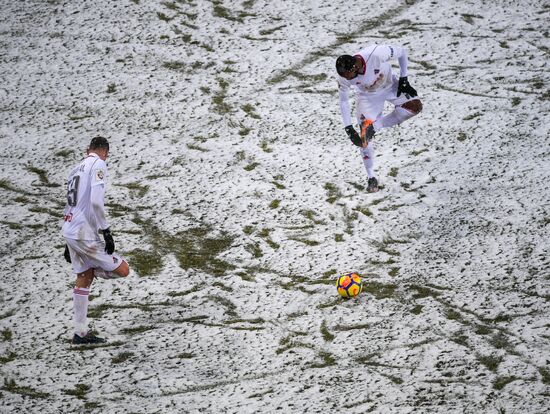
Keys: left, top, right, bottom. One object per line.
{"left": 62, "top": 153, "right": 109, "bottom": 241}
{"left": 337, "top": 44, "right": 408, "bottom": 126}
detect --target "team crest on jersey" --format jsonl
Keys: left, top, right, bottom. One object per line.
{"left": 113, "top": 256, "right": 119, "bottom": 264}
{"left": 96, "top": 169, "right": 105, "bottom": 181}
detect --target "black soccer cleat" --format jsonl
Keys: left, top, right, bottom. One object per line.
{"left": 72, "top": 332, "right": 107, "bottom": 344}
{"left": 363, "top": 124, "right": 375, "bottom": 142}
{"left": 367, "top": 177, "right": 379, "bottom": 193}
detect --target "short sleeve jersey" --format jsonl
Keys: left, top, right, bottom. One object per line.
{"left": 62, "top": 154, "right": 108, "bottom": 241}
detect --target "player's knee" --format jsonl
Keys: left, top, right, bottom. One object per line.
{"left": 115, "top": 261, "right": 130, "bottom": 278}
{"left": 401, "top": 99, "right": 422, "bottom": 114}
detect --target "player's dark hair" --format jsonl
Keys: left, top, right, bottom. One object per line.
{"left": 89, "top": 136, "right": 109, "bottom": 150}
{"left": 336, "top": 55, "right": 355, "bottom": 76}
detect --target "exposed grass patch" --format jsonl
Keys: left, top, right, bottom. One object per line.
{"left": 63, "top": 383, "right": 91, "bottom": 399}
{"left": 388, "top": 167, "right": 399, "bottom": 177}
{"left": 121, "top": 325, "right": 156, "bottom": 335}
{"left": 309, "top": 350, "right": 336, "bottom": 368}
{"left": 539, "top": 367, "right": 550, "bottom": 384}
{"left": 320, "top": 320, "right": 334, "bottom": 341}
{"left": 476, "top": 354, "right": 503, "bottom": 372}
{"left": 2, "top": 379, "right": 49, "bottom": 399}
{"left": 0, "top": 352, "right": 16, "bottom": 364}
{"left": 244, "top": 162, "right": 260, "bottom": 171}
{"left": 1, "top": 329, "right": 13, "bottom": 341}
{"left": 362, "top": 281, "right": 396, "bottom": 299}
{"left": 126, "top": 249, "right": 163, "bottom": 277}
{"left": 111, "top": 352, "right": 135, "bottom": 364}
{"left": 162, "top": 61, "right": 185, "bottom": 71}
{"left": 0, "top": 179, "right": 30, "bottom": 195}
{"left": 241, "top": 103, "right": 261, "bottom": 119}
{"left": 410, "top": 304, "right": 423, "bottom": 315}
{"left": 493, "top": 376, "right": 519, "bottom": 390}
{"left": 269, "top": 199, "right": 280, "bottom": 209}
{"left": 119, "top": 182, "right": 149, "bottom": 197}
{"left": 354, "top": 205, "right": 372, "bottom": 217}
{"left": 324, "top": 182, "right": 342, "bottom": 203}
{"left": 335, "top": 233, "right": 344, "bottom": 242}
{"left": 288, "top": 237, "right": 320, "bottom": 246}
{"left": 245, "top": 241, "right": 263, "bottom": 258}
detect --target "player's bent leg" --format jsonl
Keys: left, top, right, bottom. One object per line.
{"left": 93, "top": 260, "right": 130, "bottom": 279}
{"left": 75, "top": 268, "right": 95, "bottom": 288}
{"left": 113, "top": 260, "right": 130, "bottom": 277}
{"left": 401, "top": 99, "right": 423, "bottom": 114}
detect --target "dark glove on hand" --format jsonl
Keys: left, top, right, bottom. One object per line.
{"left": 64, "top": 244, "right": 72, "bottom": 263}
{"left": 397, "top": 76, "right": 417, "bottom": 97}
{"left": 344, "top": 125, "right": 362, "bottom": 147}
{"left": 102, "top": 228, "right": 115, "bottom": 254}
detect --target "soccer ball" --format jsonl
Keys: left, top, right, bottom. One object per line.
{"left": 336, "top": 272, "right": 363, "bottom": 298}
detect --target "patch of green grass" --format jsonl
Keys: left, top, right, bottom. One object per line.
{"left": 457, "top": 131, "right": 468, "bottom": 142}
{"left": 0, "top": 352, "right": 16, "bottom": 364}
{"left": 111, "top": 352, "right": 135, "bottom": 364}
{"left": 244, "top": 162, "right": 259, "bottom": 171}
{"left": 324, "top": 182, "right": 342, "bottom": 203}
{"left": 261, "top": 140, "right": 273, "bottom": 153}
{"left": 259, "top": 25, "right": 286, "bottom": 36}
{"left": 162, "top": 61, "right": 185, "bottom": 71}
{"left": 288, "top": 237, "right": 320, "bottom": 246}
{"left": 354, "top": 206, "right": 372, "bottom": 217}
{"left": 157, "top": 11, "right": 174, "bottom": 21}
{"left": 119, "top": 182, "right": 149, "bottom": 197}
{"left": 389, "top": 267, "right": 400, "bottom": 277}
{"left": 121, "top": 325, "right": 156, "bottom": 335}
{"left": 335, "top": 233, "right": 344, "bottom": 242}
{"left": 539, "top": 367, "right": 550, "bottom": 384}
{"left": 410, "top": 284, "right": 441, "bottom": 299}
{"left": 211, "top": 295, "right": 238, "bottom": 317}
{"left": 320, "top": 320, "right": 334, "bottom": 342}
{"left": 0, "top": 310, "right": 15, "bottom": 320}
{"left": 0, "top": 179, "right": 28, "bottom": 195}
{"left": 126, "top": 249, "right": 163, "bottom": 277}
{"left": 310, "top": 350, "right": 336, "bottom": 368}
{"left": 242, "top": 103, "right": 261, "bottom": 119}
{"left": 388, "top": 167, "right": 398, "bottom": 177}
{"left": 1, "top": 329, "right": 13, "bottom": 341}
{"left": 106, "top": 83, "right": 116, "bottom": 93}
{"left": 2, "top": 379, "right": 49, "bottom": 399}
{"left": 493, "top": 376, "right": 519, "bottom": 390}
{"left": 410, "top": 148, "right": 429, "bottom": 156}
{"left": 187, "top": 143, "right": 209, "bottom": 152}
{"left": 511, "top": 97, "right": 521, "bottom": 106}
{"left": 63, "top": 383, "right": 91, "bottom": 399}
{"left": 269, "top": 199, "right": 280, "bottom": 209}
{"left": 362, "top": 281, "right": 396, "bottom": 299}
{"left": 445, "top": 308, "right": 463, "bottom": 321}
{"left": 476, "top": 354, "right": 503, "bottom": 372}
{"left": 410, "top": 305, "right": 423, "bottom": 315}
{"left": 55, "top": 149, "right": 73, "bottom": 158}
{"left": 245, "top": 242, "right": 263, "bottom": 258}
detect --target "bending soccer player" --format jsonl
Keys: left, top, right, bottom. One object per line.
{"left": 62, "top": 136, "right": 130, "bottom": 344}
{"left": 336, "top": 44, "right": 423, "bottom": 192}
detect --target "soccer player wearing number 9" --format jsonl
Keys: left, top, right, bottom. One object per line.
{"left": 62, "top": 136, "right": 130, "bottom": 344}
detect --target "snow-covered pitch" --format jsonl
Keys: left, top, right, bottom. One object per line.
{"left": 0, "top": 0, "right": 548, "bottom": 412}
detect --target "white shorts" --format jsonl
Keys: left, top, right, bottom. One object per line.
{"left": 65, "top": 238, "right": 124, "bottom": 274}
{"left": 356, "top": 75, "right": 419, "bottom": 124}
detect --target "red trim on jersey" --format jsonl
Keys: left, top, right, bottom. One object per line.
{"left": 354, "top": 54, "right": 366, "bottom": 75}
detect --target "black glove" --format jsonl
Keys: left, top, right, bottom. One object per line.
{"left": 102, "top": 228, "right": 115, "bottom": 254}
{"left": 64, "top": 244, "right": 72, "bottom": 263}
{"left": 344, "top": 125, "right": 362, "bottom": 147}
{"left": 397, "top": 76, "right": 417, "bottom": 97}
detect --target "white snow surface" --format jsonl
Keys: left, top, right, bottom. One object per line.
{"left": 0, "top": 0, "right": 549, "bottom": 413}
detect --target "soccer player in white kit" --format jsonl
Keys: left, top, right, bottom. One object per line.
{"left": 62, "top": 136, "right": 130, "bottom": 344}
{"left": 336, "top": 44, "right": 423, "bottom": 192}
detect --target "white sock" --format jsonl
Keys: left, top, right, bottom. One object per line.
{"left": 360, "top": 145, "right": 376, "bottom": 178}
{"left": 374, "top": 106, "right": 415, "bottom": 130}
{"left": 73, "top": 287, "right": 90, "bottom": 337}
